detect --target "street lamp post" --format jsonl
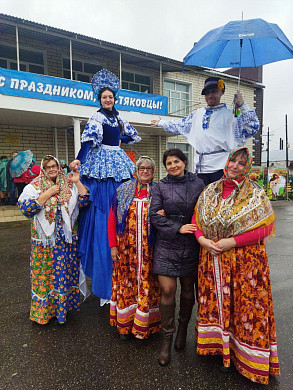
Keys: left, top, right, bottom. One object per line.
{"left": 285, "top": 114, "right": 290, "bottom": 201}
{"left": 267, "top": 127, "right": 270, "bottom": 195}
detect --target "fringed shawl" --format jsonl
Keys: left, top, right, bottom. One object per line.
{"left": 195, "top": 148, "right": 275, "bottom": 240}
{"left": 27, "top": 157, "right": 79, "bottom": 246}
{"left": 113, "top": 178, "right": 156, "bottom": 247}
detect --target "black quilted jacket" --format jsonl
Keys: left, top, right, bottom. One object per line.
{"left": 150, "top": 171, "right": 205, "bottom": 277}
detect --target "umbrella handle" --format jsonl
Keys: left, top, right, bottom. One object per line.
{"left": 237, "top": 39, "right": 243, "bottom": 94}
{"left": 233, "top": 103, "right": 241, "bottom": 117}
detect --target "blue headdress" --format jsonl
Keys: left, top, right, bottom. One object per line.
{"left": 91, "top": 69, "right": 120, "bottom": 100}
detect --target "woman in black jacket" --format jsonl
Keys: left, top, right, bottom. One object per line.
{"left": 150, "top": 148, "right": 205, "bottom": 366}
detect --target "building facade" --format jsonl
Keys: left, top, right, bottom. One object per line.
{"left": 0, "top": 13, "right": 263, "bottom": 180}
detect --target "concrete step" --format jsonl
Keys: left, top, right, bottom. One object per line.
{"left": 0, "top": 205, "right": 28, "bottom": 223}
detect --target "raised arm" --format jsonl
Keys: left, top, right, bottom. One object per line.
{"left": 119, "top": 116, "right": 141, "bottom": 144}
{"left": 70, "top": 112, "right": 105, "bottom": 170}
{"left": 18, "top": 184, "right": 58, "bottom": 218}
{"left": 234, "top": 93, "right": 259, "bottom": 144}
{"left": 151, "top": 111, "right": 195, "bottom": 138}
{"left": 68, "top": 170, "right": 88, "bottom": 195}
{"left": 37, "top": 185, "right": 60, "bottom": 206}
{"left": 81, "top": 111, "right": 104, "bottom": 146}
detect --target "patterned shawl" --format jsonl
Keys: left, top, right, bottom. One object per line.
{"left": 29, "top": 156, "right": 79, "bottom": 244}
{"left": 195, "top": 148, "right": 275, "bottom": 240}
{"left": 113, "top": 178, "right": 156, "bottom": 237}
{"left": 113, "top": 155, "right": 156, "bottom": 234}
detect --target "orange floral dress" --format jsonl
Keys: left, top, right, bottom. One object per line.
{"left": 110, "top": 191, "right": 161, "bottom": 339}
{"left": 194, "top": 175, "right": 280, "bottom": 385}
{"left": 196, "top": 244, "right": 279, "bottom": 384}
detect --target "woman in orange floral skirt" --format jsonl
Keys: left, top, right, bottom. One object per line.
{"left": 108, "top": 156, "right": 160, "bottom": 340}
{"left": 193, "top": 148, "right": 280, "bottom": 385}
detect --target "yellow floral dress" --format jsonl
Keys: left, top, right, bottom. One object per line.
{"left": 19, "top": 195, "right": 89, "bottom": 324}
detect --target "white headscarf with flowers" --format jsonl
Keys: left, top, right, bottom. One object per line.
{"left": 20, "top": 156, "right": 80, "bottom": 246}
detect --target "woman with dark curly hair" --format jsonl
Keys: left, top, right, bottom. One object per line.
{"left": 150, "top": 148, "right": 205, "bottom": 366}
{"left": 70, "top": 69, "right": 141, "bottom": 304}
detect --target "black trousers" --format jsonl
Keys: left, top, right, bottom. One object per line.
{"left": 15, "top": 182, "right": 26, "bottom": 198}
{"left": 197, "top": 169, "right": 224, "bottom": 186}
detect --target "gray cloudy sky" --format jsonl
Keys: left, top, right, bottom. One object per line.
{"left": 1, "top": 0, "right": 292, "bottom": 150}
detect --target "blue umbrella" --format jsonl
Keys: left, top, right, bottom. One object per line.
{"left": 184, "top": 18, "right": 293, "bottom": 69}
{"left": 10, "top": 150, "right": 33, "bottom": 178}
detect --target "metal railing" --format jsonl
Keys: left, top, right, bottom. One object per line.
{"left": 167, "top": 97, "right": 201, "bottom": 117}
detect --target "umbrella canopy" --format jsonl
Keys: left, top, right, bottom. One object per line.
{"left": 10, "top": 150, "right": 33, "bottom": 178}
{"left": 184, "top": 18, "right": 293, "bottom": 68}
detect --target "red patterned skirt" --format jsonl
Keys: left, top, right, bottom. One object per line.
{"left": 110, "top": 199, "right": 161, "bottom": 339}
{"left": 196, "top": 243, "right": 280, "bottom": 384}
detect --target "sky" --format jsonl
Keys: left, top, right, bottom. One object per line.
{"left": 0, "top": 0, "right": 292, "bottom": 150}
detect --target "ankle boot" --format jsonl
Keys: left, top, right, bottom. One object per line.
{"left": 158, "top": 303, "right": 176, "bottom": 366}
{"left": 174, "top": 297, "right": 195, "bottom": 351}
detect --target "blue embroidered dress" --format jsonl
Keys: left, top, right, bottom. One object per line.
{"left": 77, "top": 107, "right": 141, "bottom": 301}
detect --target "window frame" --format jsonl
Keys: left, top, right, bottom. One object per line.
{"left": 121, "top": 69, "right": 153, "bottom": 93}
{"left": 62, "top": 57, "right": 104, "bottom": 83}
{"left": 0, "top": 43, "right": 47, "bottom": 75}
{"left": 163, "top": 78, "right": 193, "bottom": 116}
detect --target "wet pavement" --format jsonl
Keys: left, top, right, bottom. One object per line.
{"left": 0, "top": 201, "right": 292, "bottom": 390}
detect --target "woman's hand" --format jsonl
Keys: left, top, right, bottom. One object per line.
{"left": 47, "top": 185, "right": 60, "bottom": 196}
{"left": 233, "top": 92, "right": 244, "bottom": 107}
{"left": 156, "top": 209, "right": 166, "bottom": 216}
{"left": 151, "top": 119, "right": 160, "bottom": 127}
{"left": 38, "top": 185, "right": 60, "bottom": 206}
{"left": 68, "top": 170, "right": 80, "bottom": 183}
{"left": 179, "top": 224, "right": 197, "bottom": 234}
{"left": 69, "top": 160, "right": 81, "bottom": 171}
{"left": 198, "top": 236, "right": 222, "bottom": 256}
{"left": 215, "top": 238, "right": 236, "bottom": 252}
{"left": 68, "top": 170, "right": 88, "bottom": 195}
{"left": 111, "top": 247, "right": 120, "bottom": 262}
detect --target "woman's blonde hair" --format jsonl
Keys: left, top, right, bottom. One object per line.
{"left": 41, "top": 155, "right": 58, "bottom": 169}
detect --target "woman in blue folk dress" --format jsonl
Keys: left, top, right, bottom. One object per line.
{"left": 18, "top": 155, "right": 89, "bottom": 325}
{"left": 70, "top": 69, "right": 141, "bottom": 304}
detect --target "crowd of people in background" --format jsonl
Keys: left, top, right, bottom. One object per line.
{"left": 13, "top": 69, "right": 280, "bottom": 385}
{"left": 0, "top": 151, "right": 40, "bottom": 205}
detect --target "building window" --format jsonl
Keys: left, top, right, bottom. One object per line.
{"left": 121, "top": 71, "right": 152, "bottom": 93}
{"left": 63, "top": 58, "right": 102, "bottom": 82}
{"left": 167, "top": 142, "right": 194, "bottom": 172}
{"left": 164, "top": 80, "right": 191, "bottom": 116}
{"left": 0, "top": 44, "right": 44, "bottom": 74}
